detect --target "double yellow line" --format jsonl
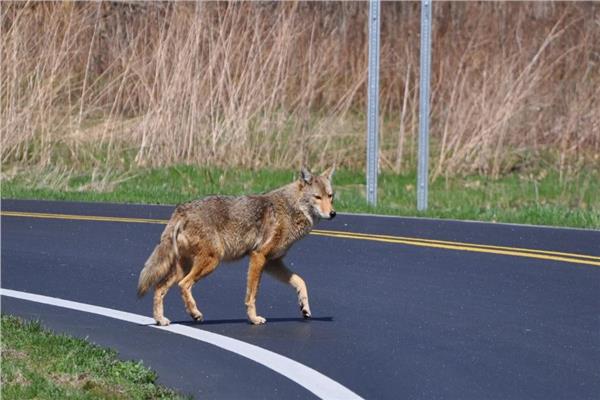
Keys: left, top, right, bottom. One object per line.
{"left": 1, "top": 211, "right": 167, "bottom": 225}
{"left": 2, "top": 210, "right": 599, "bottom": 267}
{"left": 310, "top": 229, "right": 600, "bottom": 267}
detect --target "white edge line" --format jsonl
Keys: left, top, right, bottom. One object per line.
{"left": 1, "top": 288, "right": 363, "bottom": 400}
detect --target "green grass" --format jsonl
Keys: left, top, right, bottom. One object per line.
{"left": 1, "top": 165, "right": 599, "bottom": 229}
{"left": 0, "top": 315, "right": 187, "bottom": 400}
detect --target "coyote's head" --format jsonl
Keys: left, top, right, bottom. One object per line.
{"left": 299, "top": 166, "right": 336, "bottom": 220}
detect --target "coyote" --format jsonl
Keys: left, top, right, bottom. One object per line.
{"left": 137, "top": 166, "right": 336, "bottom": 325}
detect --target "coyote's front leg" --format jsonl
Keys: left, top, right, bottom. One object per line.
{"left": 264, "top": 258, "right": 311, "bottom": 319}
{"left": 245, "top": 251, "right": 268, "bottom": 324}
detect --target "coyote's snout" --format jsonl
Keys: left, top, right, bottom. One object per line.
{"left": 137, "top": 166, "right": 336, "bottom": 325}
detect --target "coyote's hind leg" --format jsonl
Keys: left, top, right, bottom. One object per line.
{"left": 153, "top": 265, "right": 183, "bottom": 326}
{"left": 178, "top": 254, "right": 219, "bottom": 322}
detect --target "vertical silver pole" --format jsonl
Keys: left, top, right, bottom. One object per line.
{"left": 417, "top": 0, "right": 432, "bottom": 211}
{"left": 366, "top": 0, "right": 380, "bottom": 206}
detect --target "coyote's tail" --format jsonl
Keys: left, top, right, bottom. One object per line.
{"left": 137, "top": 220, "right": 183, "bottom": 297}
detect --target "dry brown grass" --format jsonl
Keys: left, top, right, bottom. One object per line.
{"left": 1, "top": 2, "right": 598, "bottom": 178}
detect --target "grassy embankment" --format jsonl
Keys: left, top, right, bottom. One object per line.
{"left": 0, "top": 315, "right": 186, "bottom": 400}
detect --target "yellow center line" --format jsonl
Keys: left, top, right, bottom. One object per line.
{"left": 312, "top": 228, "right": 600, "bottom": 262}
{"left": 0, "top": 211, "right": 167, "bottom": 225}
{"left": 309, "top": 231, "right": 600, "bottom": 267}
{"left": 2, "top": 210, "right": 599, "bottom": 267}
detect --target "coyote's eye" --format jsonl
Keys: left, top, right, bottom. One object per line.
{"left": 314, "top": 195, "right": 322, "bottom": 200}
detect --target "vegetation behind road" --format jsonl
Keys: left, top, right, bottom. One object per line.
{"left": 2, "top": 3, "right": 598, "bottom": 229}
{"left": 2, "top": 2, "right": 598, "bottom": 177}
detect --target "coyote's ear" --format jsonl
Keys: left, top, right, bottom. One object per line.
{"left": 321, "top": 164, "right": 335, "bottom": 181}
{"left": 300, "top": 166, "right": 313, "bottom": 185}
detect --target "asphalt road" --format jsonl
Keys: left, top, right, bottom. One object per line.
{"left": 1, "top": 199, "right": 599, "bottom": 399}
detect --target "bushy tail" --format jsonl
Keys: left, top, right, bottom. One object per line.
{"left": 137, "top": 221, "right": 182, "bottom": 297}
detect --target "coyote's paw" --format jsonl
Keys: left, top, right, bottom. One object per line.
{"left": 249, "top": 316, "right": 267, "bottom": 325}
{"left": 299, "top": 296, "right": 311, "bottom": 319}
{"left": 190, "top": 311, "right": 204, "bottom": 322}
{"left": 156, "top": 317, "right": 171, "bottom": 326}
{"left": 301, "top": 306, "right": 312, "bottom": 319}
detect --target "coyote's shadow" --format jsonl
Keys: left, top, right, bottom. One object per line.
{"left": 170, "top": 316, "right": 333, "bottom": 326}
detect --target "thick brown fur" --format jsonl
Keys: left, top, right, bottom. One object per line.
{"left": 137, "top": 166, "right": 336, "bottom": 325}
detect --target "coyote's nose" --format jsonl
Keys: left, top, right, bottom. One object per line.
{"left": 329, "top": 210, "right": 336, "bottom": 219}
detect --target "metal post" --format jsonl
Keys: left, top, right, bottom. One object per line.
{"left": 366, "top": 0, "right": 381, "bottom": 206}
{"left": 417, "top": 0, "right": 432, "bottom": 211}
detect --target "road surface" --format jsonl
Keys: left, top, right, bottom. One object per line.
{"left": 2, "top": 199, "right": 599, "bottom": 399}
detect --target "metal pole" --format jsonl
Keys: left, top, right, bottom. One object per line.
{"left": 417, "top": 0, "right": 432, "bottom": 211}
{"left": 366, "top": 0, "right": 380, "bottom": 206}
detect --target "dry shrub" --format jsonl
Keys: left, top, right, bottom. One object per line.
{"left": 1, "top": 2, "right": 598, "bottom": 178}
